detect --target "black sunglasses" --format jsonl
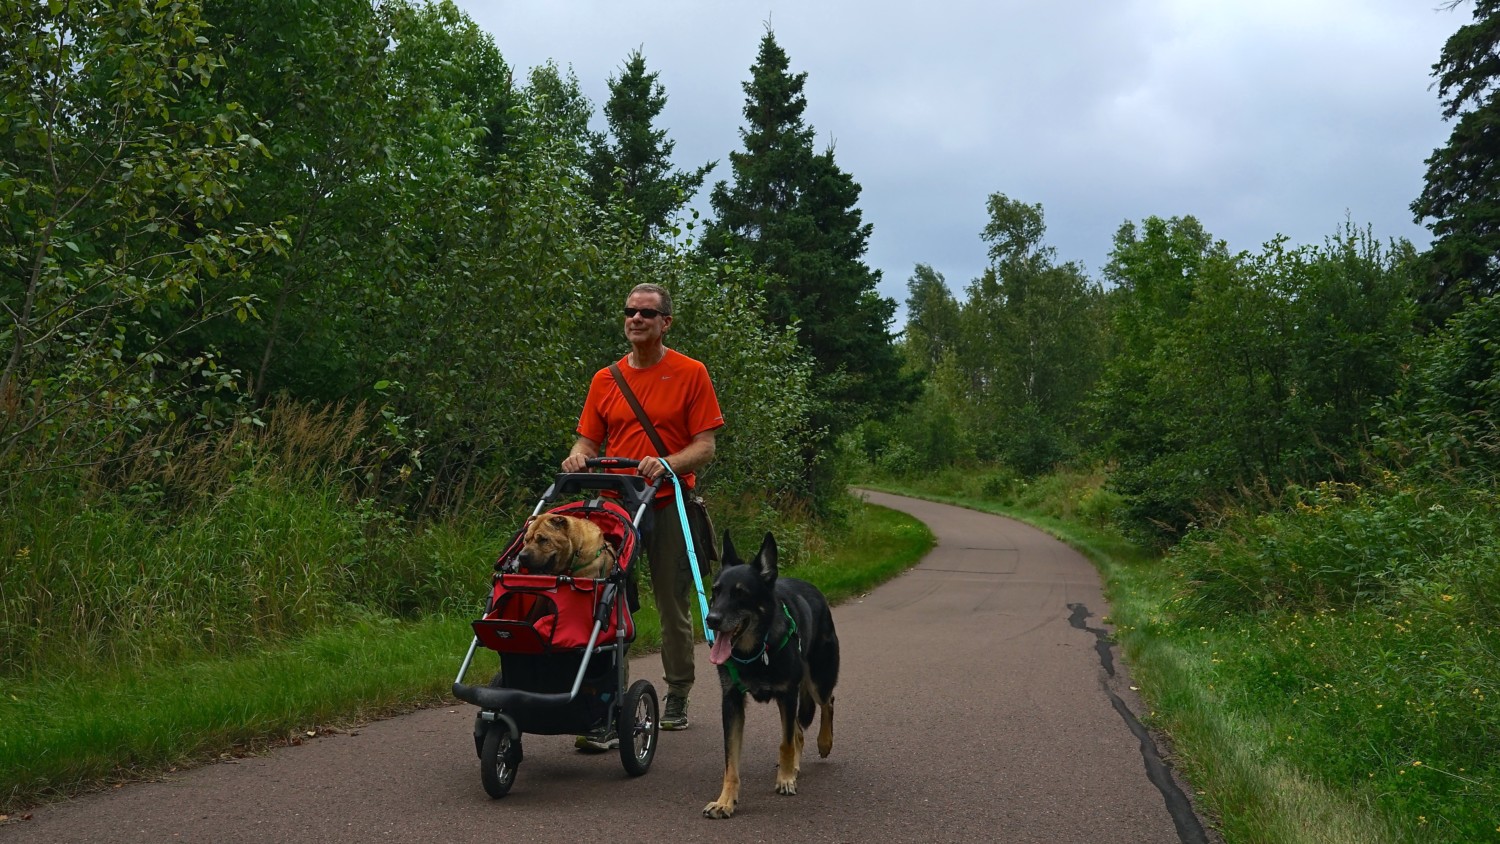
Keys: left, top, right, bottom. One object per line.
{"left": 623, "top": 307, "right": 668, "bottom": 319}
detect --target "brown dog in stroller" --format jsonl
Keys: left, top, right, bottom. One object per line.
{"left": 516, "top": 513, "right": 617, "bottom": 579}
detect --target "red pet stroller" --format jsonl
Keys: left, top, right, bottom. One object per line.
{"left": 452, "top": 458, "right": 662, "bottom": 798}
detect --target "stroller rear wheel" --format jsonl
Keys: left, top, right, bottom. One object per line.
{"left": 480, "top": 722, "right": 521, "bottom": 798}
{"left": 618, "top": 679, "right": 659, "bottom": 776}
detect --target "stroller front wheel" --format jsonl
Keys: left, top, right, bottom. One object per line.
{"left": 480, "top": 722, "right": 521, "bottom": 798}
{"left": 618, "top": 679, "right": 659, "bottom": 776}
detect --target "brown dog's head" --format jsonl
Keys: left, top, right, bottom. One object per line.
{"left": 516, "top": 514, "right": 611, "bottom": 577}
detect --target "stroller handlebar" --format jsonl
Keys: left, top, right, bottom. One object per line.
{"left": 584, "top": 456, "right": 639, "bottom": 471}
{"left": 548, "top": 457, "right": 670, "bottom": 512}
{"left": 581, "top": 457, "right": 673, "bottom": 492}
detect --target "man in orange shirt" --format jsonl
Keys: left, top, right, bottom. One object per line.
{"left": 563, "top": 283, "right": 724, "bottom": 748}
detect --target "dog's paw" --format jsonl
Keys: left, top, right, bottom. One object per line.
{"left": 774, "top": 775, "right": 798, "bottom": 796}
{"left": 702, "top": 800, "right": 736, "bottom": 819}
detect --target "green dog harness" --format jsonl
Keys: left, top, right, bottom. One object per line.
{"left": 568, "top": 545, "right": 610, "bottom": 575}
{"left": 724, "top": 603, "right": 798, "bottom": 693}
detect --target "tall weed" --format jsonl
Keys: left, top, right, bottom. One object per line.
{"left": 1172, "top": 475, "right": 1498, "bottom": 618}
{"left": 0, "top": 400, "right": 495, "bottom": 679}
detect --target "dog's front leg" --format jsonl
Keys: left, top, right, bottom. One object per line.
{"left": 703, "top": 693, "right": 745, "bottom": 818}
{"left": 774, "top": 693, "right": 801, "bottom": 795}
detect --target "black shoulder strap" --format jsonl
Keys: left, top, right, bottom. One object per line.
{"left": 608, "top": 362, "right": 669, "bottom": 458}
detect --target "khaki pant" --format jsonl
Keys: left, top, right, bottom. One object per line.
{"left": 640, "top": 499, "right": 697, "bottom": 700}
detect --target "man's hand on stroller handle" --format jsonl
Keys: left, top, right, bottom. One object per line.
{"left": 561, "top": 438, "right": 599, "bottom": 474}
{"left": 563, "top": 441, "right": 658, "bottom": 477}
{"left": 563, "top": 453, "right": 665, "bottom": 481}
{"left": 586, "top": 456, "right": 642, "bottom": 472}
{"left": 634, "top": 455, "right": 667, "bottom": 480}
{"left": 559, "top": 455, "right": 669, "bottom": 491}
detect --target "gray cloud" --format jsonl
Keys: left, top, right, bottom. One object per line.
{"left": 455, "top": 1, "right": 1458, "bottom": 311}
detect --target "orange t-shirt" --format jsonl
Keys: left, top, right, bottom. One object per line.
{"left": 577, "top": 348, "right": 725, "bottom": 495}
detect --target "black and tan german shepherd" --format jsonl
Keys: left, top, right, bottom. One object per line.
{"left": 701, "top": 531, "right": 839, "bottom": 819}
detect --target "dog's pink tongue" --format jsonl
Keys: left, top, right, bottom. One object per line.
{"left": 708, "top": 632, "right": 733, "bottom": 666}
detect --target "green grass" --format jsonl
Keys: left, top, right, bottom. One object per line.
{"left": 784, "top": 500, "right": 936, "bottom": 604}
{"left": 863, "top": 471, "right": 1500, "bottom": 844}
{"left": 1152, "top": 479, "right": 1500, "bottom": 844}
{"left": 0, "top": 617, "right": 472, "bottom": 810}
{"left": 0, "top": 498, "right": 931, "bottom": 813}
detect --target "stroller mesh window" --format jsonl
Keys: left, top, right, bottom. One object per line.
{"left": 471, "top": 590, "right": 563, "bottom": 654}
{"left": 492, "top": 592, "right": 558, "bottom": 625}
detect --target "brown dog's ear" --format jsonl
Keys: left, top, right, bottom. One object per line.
{"left": 548, "top": 515, "right": 569, "bottom": 529}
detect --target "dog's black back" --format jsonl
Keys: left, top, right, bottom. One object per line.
{"left": 702, "top": 531, "right": 839, "bottom": 818}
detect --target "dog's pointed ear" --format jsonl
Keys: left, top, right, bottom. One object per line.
{"left": 721, "top": 530, "right": 739, "bottom": 566}
{"left": 755, "top": 531, "right": 778, "bottom": 584}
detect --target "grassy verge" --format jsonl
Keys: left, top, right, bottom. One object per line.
{"left": 0, "top": 499, "right": 931, "bottom": 814}
{"left": 863, "top": 474, "right": 1499, "bottom": 844}
{"left": 0, "top": 617, "right": 468, "bottom": 812}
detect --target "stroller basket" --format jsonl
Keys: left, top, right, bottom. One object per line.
{"left": 475, "top": 496, "right": 640, "bottom": 652}
{"left": 473, "top": 572, "right": 634, "bottom": 655}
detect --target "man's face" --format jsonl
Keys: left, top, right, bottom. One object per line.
{"left": 624, "top": 290, "right": 671, "bottom": 346}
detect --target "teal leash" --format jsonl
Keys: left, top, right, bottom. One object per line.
{"left": 658, "top": 459, "right": 714, "bottom": 645}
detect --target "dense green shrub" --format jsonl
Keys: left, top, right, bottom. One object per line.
{"left": 1094, "top": 224, "right": 1419, "bottom": 543}
{"left": 1374, "top": 293, "right": 1500, "bottom": 483}
{"left": 1169, "top": 473, "right": 1498, "bottom": 623}
{"left": 979, "top": 468, "right": 1021, "bottom": 499}
{"left": 1075, "top": 483, "right": 1126, "bottom": 528}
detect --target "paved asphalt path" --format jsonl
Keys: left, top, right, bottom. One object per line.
{"left": 2, "top": 490, "right": 1213, "bottom": 844}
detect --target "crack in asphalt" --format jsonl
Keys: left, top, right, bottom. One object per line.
{"left": 1067, "top": 603, "right": 1210, "bottom": 844}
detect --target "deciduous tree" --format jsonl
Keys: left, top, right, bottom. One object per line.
{"left": 1, "top": 2, "right": 285, "bottom": 474}
{"left": 902, "top": 264, "right": 961, "bottom": 373}
{"left": 1094, "top": 221, "right": 1418, "bottom": 543}
{"left": 960, "top": 195, "right": 1104, "bottom": 470}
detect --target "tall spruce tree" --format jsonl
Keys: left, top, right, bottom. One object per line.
{"left": 1412, "top": 0, "right": 1500, "bottom": 310}
{"left": 585, "top": 49, "right": 713, "bottom": 241}
{"left": 706, "top": 29, "right": 909, "bottom": 443}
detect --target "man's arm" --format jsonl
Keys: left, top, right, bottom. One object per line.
{"left": 638, "top": 429, "right": 717, "bottom": 481}
{"left": 561, "top": 436, "right": 600, "bottom": 473}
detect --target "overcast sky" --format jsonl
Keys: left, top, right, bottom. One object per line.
{"left": 452, "top": 1, "right": 1462, "bottom": 314}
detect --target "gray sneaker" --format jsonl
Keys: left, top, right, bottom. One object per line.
{"left": 574, "top": 725, "right": 618, "bottom": 752}
{"left": 661, "top": 694, "right": 689, "bottom": 731}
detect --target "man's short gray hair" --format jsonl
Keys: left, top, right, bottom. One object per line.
{"left": 629, "top": 283, "right": 672, "bottom": 315}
